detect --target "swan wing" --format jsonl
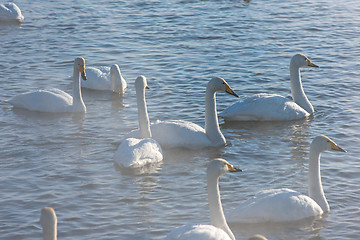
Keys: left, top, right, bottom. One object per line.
{"left": 114, "top": 138, "right": 163, "bottom": 168}
{"left": 82, "top": 66, "right": 111, "bottom": 90}
{"left": 0, "top": 3, "right": 24, "bottom": 22}
{"left": 150, "top": 120, "right": 213, "bottom": 149}
{"left": 219, "top": 93, "right": 309, "bottom": 121}
{"left": 164, "top": 224, "right": 232, "bottom": 240}
{"left": 123, "top": 120, "right": 212, "bottom": 149}
{"left": 8, "top": 89, "right": 73, "bottom": 112}
{"left": 227, "top": 188, "right": 323, "bottom": 223}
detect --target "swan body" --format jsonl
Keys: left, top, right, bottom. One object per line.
{"left": 0, "top": 3, "right": 24, "bottom": 23}
{"left": 115, "top": 75, "right": 163, "bottom": 168}
{"left": 8, "top": 57, "right": 87, "bottom": 113}
{"left": 219, "top": 54, "right": 319, "bottom": 121}
{"left": 125, "top": 77, "right": 239, "bottom": 149}
{"left": 165, "top": 158, "right": 242, "bottom": 240}
{"left": 83, "top": 64, "right": 127, "bottom": 94}
{"left": 227, "top": 135, "right": 346, "bottom": 223}
{"left": 40, "top": 207, "right": 57, "bottom": 240}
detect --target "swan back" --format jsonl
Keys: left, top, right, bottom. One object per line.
{"left": 0, "top": 3, "right": 24, "bottom": 22}
{"left": 110, "top": 64, "right": 127, "bottom": 93}
{"left": 40, "top": 207, "right": 57, "bottom": 240}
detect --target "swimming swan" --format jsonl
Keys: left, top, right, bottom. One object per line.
{"left": 0, "top": 3, "right": 24, "bottom": 23}
{"left": 114, "top": 75, "right": 163, "bottom": 168}
{"left": 126, "top": 77, "right": 239, "bottom": 149}
{"left": 40, "top": 207, "right": 57, "bottom": 240}
{"left": 164, "top": 158, "right": 242, "bottom": 240}
{"left": 227, "top": 135, "right": 346, "bottom": 223}
{"left": 219, "top": 54, "right": 319, "bottom": 121}
{"left": 8, "top": 57, "right": 87, "bottom": 113}
{"left": 83, "top": 64, "right": 127, "bottom": 94}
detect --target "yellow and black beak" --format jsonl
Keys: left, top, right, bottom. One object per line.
{"left": 307, "top": 58, "right": 319, "bottom": 68}
{"left": 330, "top": 140, "right": 346, "bottom": 152}
{"left": 225, "top": 83, "right": 239, "bottom": 98}
{"left": 79, "top": 65, "right": 87, "bottom": 80}
{"left": 226, "top": 163, "right": 242, "bottom": 172}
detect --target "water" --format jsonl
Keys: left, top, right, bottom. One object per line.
{"left": 1, "top": 0, "right": 360, "bottom": 239}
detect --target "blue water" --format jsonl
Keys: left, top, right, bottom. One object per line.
{"left": 1, "top": 0, "right": 360, "bottom": 239}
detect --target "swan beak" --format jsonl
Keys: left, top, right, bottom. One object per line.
{"left": 330, "top": 141, "right": 347, "bottom": 152}
{"left": 307, "top": 59, "right": 319, "bottom": 68}
{"left": 146, "top": 85, "right": 150, "bottom": 89}
{"left": 79, "top": 65, "right": 87, "bottom": 80}
{"left": 225, "top": 84, "right": 239, "bottom": 98}
{"left": 226, "top": 163, "right": 242, "bottom": 172}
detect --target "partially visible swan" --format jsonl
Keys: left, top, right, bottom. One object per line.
{"left": 125, "top": 77, "right": 239, "bottom": 149}
{"left": 219, "top": 54, "right": 319, "bottom": 121}
{"left": 164, "top": 158, "right": 242, "bottom": 240}
{"left": 82, "top": 64, "right": 127, "bottom": 94}
{"left": 114, "top": 75, "right": 163, "bottom": 168}
{"left": 0, "top": 3, "right": 24, "bottom": 23}
{"left": 40, "top": 207, "right": 57, "bottom": 240}
{"left": 8, "top": 57, "right": 87, "bottom": 113}
{"left": 227, "top": 135, "right": 346, "bottom": 223}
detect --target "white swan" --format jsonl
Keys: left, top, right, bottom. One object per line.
{"left": 164, "top": 158, "right": 242, "bottom": 240}
{"left": 0, "top": 3, "right": 24, "bottom": 23}
{"left": 227, "top": 135, "right": 346, "bottom": 223}
{"left": 8, "top": 57, "right": 87, "bottom": 113}
{"left": 125, "top": 77, "right": 239, "bottom": 149}
{"left": 114, "top": 75, "right": 163, "bottom": 168}
{"left": 219, "top": 54, "right": 319, "bottom": 121}
{"left": 82, "top": 64, "right": 127, "bottom": 94}
{"left": 40, "top": 207, "right": 57, "bottom": 240}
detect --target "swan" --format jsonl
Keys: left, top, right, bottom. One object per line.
{"left": 164, "top": 158, "right": 242, "bottom": 240}
{"left": 219, "top": 54, "right": 319, "bottom": 121}
{"left": 114, "top": 75, "right": 163, "bottom": 168}
{"left": 227, "top": 135, "right": 346, "bottom": 223}
{"left": 0, "top": 2, "right": 24, "bottom": 23}
{"left": 82, "top": 64, "right": 127, "bottom": 94}
{"left": 125, "top": 77, "right": 239, "bottom": 149}
{"left": 8, "top": 57, "right": 87, "bottom": 113}
{"left": 40, "top": 207, "right": 57, "bottom": 240}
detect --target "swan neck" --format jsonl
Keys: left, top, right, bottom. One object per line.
{"left": 72, "top": 65, "right": 85, "bottom": 111}
{"left": 136, "top": 87, "right": 151, "bottom": 138}
{"left": 290, "top": 63, "right": 314, "bottom": 114}
{"left": 205, "top": 86, "right": 225, "bottom": 146}
{"left": 42, "top": 225, "right": 57, "bottom": 240}
{"left": 111, "top": 69, "right": 124, "bottom": 94}
{"left": 308, "top": 148, "right": 329, "bottom": 212}
{"left": 207, "top": 173, "right": 235, "bottom": 240}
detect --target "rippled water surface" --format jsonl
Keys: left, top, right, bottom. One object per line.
{"left": 1, "top": 0, "right": 360, "bottom": 239}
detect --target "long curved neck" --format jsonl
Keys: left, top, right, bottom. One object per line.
{"left": 207, "top": 174, "right": 235, "bottom": 240}
{"left": 72, "top": 66, "right": 86, "bottom": 112}
{"left": 111, "top": 70, "right": 124, "bottom": 94}
{"left": 42, "top": 224, "right": 57, "bottom": 240}
{"left": 290, "top": 63, "right": 314, "bottom": 114}
{"left": 308, "top": 148, "right": 329, "bottom": 212}
{"left": 136, "top": 87, "right": 151, "bottom": 138}
{"left": 205, "top": 87, "right": 225, "bottom": 146}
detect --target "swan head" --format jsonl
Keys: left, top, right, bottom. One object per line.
{"left": 291, "top": 53, "right": 319, "bottom": 68}
{"left": 74, "top": 57, "right": 87, "bottom": 80}
{"left": 207, "top": 158, "right": 242, "bottom": 178}
{"left": 135, "top": 75, "right": 149, "bottom": 90}
{"left": 208, "top": 77, "right": 239, "bottom": 97}
{"left": 40, "top": 207, "right": 57, "bottom": 239}
{"left": 310, "top": 135, "right": 346, "bottom": 153}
